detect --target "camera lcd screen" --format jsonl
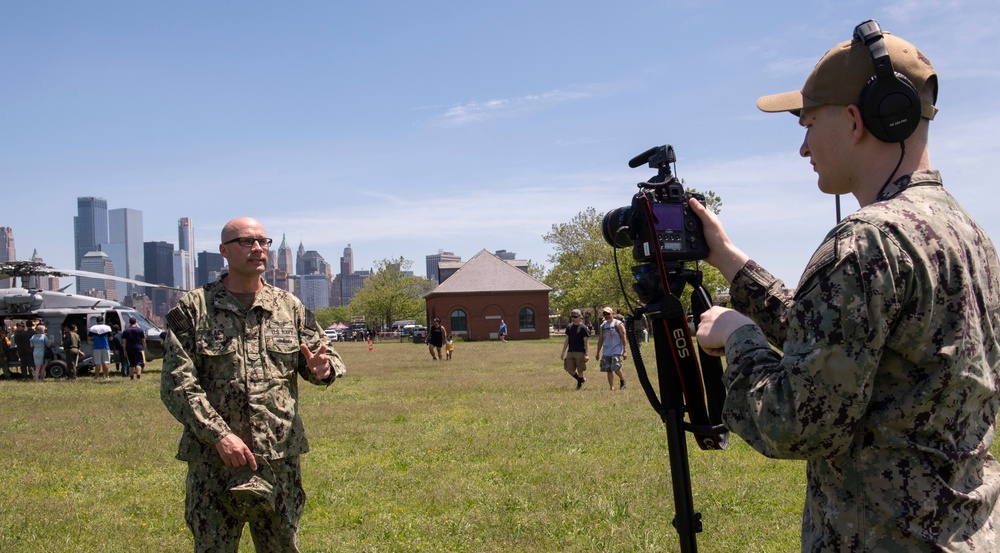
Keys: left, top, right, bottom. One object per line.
{"left": 652, "top": 203, "right": 684, "bottom": 231}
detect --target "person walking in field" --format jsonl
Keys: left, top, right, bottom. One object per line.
{"left": 560, "top": 309, "right": 590, "bottom": 389}
{"left": 595, "top": 307, "right": 627, "bottom": 391}
{"left": 427, "top": 318, "right": 448, "bottom": 361}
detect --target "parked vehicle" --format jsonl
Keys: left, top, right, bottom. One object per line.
{"left": 400, "top": 324, "right": 427, "bottom": 343}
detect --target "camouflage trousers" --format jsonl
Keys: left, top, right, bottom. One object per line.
{"left": 185, "top": 456, "right": 305, "bottom": 553}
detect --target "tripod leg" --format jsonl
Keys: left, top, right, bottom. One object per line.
{"left": 665, "top": 407, "right": 700, "bottom": 553}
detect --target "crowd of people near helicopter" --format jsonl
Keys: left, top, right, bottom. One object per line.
{"left": 0, "top": 317, "right": 144, "bottom": 381}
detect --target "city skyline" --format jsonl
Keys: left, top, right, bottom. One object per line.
{"left": 4, "top": 195, "right": 519, "bottom": 291}
{"left": 3, "top": 201, "right": 501, "bottom": 302}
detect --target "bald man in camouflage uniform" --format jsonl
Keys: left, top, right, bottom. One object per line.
{"left": 693, "top": 22, "right": 1000, "bottom": 551}
{"left": 161, "top": 217, "right": 346, "bottom": 553}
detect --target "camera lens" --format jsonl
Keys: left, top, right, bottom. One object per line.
{"left": 601, "top": 207, "right": 633, "bottom": 248}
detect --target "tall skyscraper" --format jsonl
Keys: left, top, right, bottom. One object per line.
{"left": 74, "top": 197, "right": 108, "bottom": 268}
{"left": 340, "top": 244, "right": 354, "bottom": 276}
{"left": 143, "top": 241, "right": 175, "bottom": 295}
{"left": 297, "top": 250, "right": 329, "bottom": 276}
{"left": 426, "top": 250, "right": 461, "bottom": 282}
{"left": 196, "top": 251, "right": 225, "bottom": 287}
{"left": 109, "top": 208, "right": 144, "bottom": 278}
{"left": 177, "top": 218, "right": 195, "bottom": 291}
{"left": 296, "top": 241, "right": 306, "bottom": 275}
{"left": 173, "top": 250, "right": 193, "bottom": 291}
{"left": 340, "top": 270, "right": 370, "bottom": 306}
{"left": 177, "top": 217, "right": 194, "bottom": 252}
{"left": 0, "top": 226, "right": 14, "bottom": 288}
{"left": 276, "top": 234, "right": 294, "bottom": 274}
{"left": 108, "top": 208, "right": 144, "bottom": 298}
{"left": 79, "top": 251, "right": 118, "bottom": 301}
{"left": 299, "top": 274, "right": 330, "bottom": 311}
{"left": 74, "top": 197, "right": 108, "bottom": 292}
{"left": 97, "top": 242, "right": 128, "bottom": 300}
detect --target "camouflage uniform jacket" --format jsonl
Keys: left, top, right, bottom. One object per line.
{"left": 161, "top": 277, "right": 346, "bottom": 464}
{"left": 722, "top": 170, "right": 1000, "bottom": 551}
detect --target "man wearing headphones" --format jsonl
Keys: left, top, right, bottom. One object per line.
{"left": 692, "top": 21, "right": 1000, "bottom": 550}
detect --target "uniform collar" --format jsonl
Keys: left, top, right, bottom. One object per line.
{"left": 207, "top": 277, "right": 276, "bottom": 314}
{"left": 874, "top": 169, "right": 942, "bottom": 202}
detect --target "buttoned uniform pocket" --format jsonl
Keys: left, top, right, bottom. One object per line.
{"left": 196, "top": 329, "right": 241, "bottom": 385}
{"left": 264, "top": 330, "right": 300, "bottom": 381}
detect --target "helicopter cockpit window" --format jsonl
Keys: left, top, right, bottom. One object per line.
{"left": 122, "top": 310, "right": 160, "bottom": 333}
{"left": 104, "top": 311, "right": 124, "bottom": 329}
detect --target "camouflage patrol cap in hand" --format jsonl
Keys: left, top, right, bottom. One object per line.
{"left": 219, "top": 459, "right": 276, "bottom": 522}
{"left": 757, "top": 32, "right": 938, "bottom": 119}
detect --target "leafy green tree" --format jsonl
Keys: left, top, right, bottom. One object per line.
{"left": 543, "top": 207, "right": 633, "bottom": 317}
{"left": 525, "top": 260, "right": 547, "bottom": 281}
{"left": 314, "top": 306, "right": 350, "bottom": 330}
{"left": 348, "top": 257, "right": 433, "bottom": 329}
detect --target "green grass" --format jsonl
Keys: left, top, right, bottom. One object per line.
{"left": 2, "top": 338, "right": 809, "bottom": 552}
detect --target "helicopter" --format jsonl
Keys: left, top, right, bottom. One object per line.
{"left": 1, "top": 260, "right": 183, "bottom": 379}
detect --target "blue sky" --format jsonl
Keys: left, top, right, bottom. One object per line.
{"left": 2, "top": 0, "right": 998, "bottom": 289}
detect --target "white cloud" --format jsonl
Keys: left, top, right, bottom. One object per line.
{"left": 431, "top": 87, "right": 596, "bottom": 128}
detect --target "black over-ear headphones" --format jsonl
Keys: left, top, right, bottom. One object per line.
{"left": 854, "top": 20, "right": 922, "bottom": 143}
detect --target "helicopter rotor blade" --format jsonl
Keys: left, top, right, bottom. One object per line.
{"left": 0, "top": 260, "right": 187, "bottom": 291}
{"left": 61, "top": 268, "right": 188, "bottom": 291}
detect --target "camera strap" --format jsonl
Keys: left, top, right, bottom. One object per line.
{"left": 659, "top": 289, "right": 727, "bottom": 450}
{"left": 628, "top": 193, "right": 727, "bottom": 450}
{"left": 687, "top": 284, "right": 728, "bottom": 447}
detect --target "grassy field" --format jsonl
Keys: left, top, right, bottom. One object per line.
{"left": 0, "top": 337, "right": 810, "bottom": 552}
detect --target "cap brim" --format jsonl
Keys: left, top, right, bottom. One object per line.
{"left": 756, "top": 90, "right": 804, "bottom": 114}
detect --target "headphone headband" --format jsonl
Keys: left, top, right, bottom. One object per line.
{"left": 854, "top": 20, "right": 922, "bottom": 143}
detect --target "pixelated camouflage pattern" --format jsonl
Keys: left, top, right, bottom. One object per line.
{"left": 62, "top": 330, "right": 80, "bottom": 378}
{"left": 722, "top": 171, "right": 1000, "bottom": 551}
{"left": 185, "top": 456, "right": 304, "bottom": 552}
{"left": 161, "top": 277, "right": 346, "bottom": 463}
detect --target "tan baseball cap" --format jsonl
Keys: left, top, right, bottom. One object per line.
{"left": 757, "top": 32, "right": 938, "bottom": 120}
{"left": 571, "top": 309, "right": 582, "bottom": 317}
{"left": 602, "top": 306, "right": 613, "bottom": 315}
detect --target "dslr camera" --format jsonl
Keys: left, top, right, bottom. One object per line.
{"left": 601, "top": 145, "right": 709, "bottom": 263}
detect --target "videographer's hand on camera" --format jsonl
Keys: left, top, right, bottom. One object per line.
{"left": 696, "top": 306, "right": 754, "bottom": 357}
{"left": 687, "top": 198, "right": 750, "bottom": 283}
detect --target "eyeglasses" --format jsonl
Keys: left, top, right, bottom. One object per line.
{"left": 570, "top": 315, "right": 579, "bottom": 319}
{"left": 223, "top": 237, "right": 273, "bottom": 248}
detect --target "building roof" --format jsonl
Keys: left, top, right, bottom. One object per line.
{"left": 425, "top": 249, "right": 550, "bottom": 297}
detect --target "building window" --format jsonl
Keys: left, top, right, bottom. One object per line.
{"left": 519, "top": 307, "right": 535, "bottom": 330}
{"left": 451, "top": 309, "right": 467, "bottom": 332}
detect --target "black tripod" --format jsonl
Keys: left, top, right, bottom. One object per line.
{"left": 626, "top": 264, "right": 728, "bottom": 553}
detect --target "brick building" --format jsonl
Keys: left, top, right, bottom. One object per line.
{"left": 424, "top": 249, "right": 551, "bottom": 341}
